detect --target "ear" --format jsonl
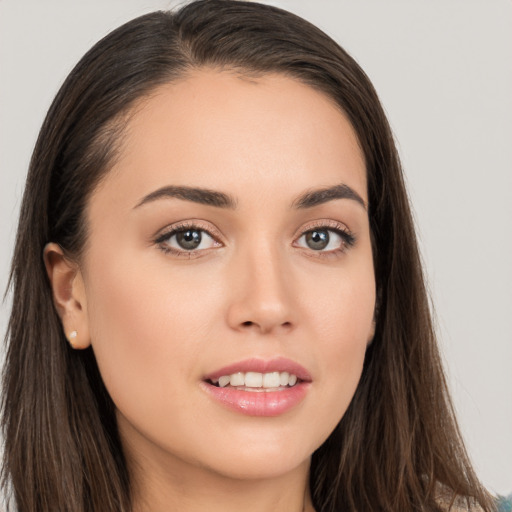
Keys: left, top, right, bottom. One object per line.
{"left": 43, "top": 243, "right": 91, "bottom": 349}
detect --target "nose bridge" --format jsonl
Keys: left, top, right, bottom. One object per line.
{"left": 226, "top": 232, "right": 295, "bottom": 334}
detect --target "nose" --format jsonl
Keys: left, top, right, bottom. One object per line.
{"left": 225, "top": 242, "right": 296, "bottom": 336}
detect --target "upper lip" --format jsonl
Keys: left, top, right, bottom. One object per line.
{"left": 203, "top": 357, "right": 312, "bottom": 382}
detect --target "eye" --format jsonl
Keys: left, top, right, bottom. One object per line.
{"left": 155, "top": 223, "right": 221, "bottom": 256}
{"left": 297, "top": 229, "right": 341, "bottom": 251}
{"left": 295, "top": 224, "right": 355, "bottom": 254}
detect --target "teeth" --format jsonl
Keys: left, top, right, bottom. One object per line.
{"left": 245, "top": 372, "right": 263, "bottom": 387}
{"left": 218, "top": 375, "right": 230, "bottom": 388}
{"left": 230, "top": 372, "right": 244, "bottom": 386}
{"left": 263, "top": 372, "right": 280, "bottom": 388}
{"left": 212, "top": 371, "right": 300, "bottom": 389}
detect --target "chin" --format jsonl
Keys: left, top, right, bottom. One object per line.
{"left": 203, "top": 452, "right": 311, "bottom": 481}
{"left": 192, "top": 428, "right": 319, "bottom": 481}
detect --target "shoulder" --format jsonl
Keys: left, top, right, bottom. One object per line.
{"left": 436, "top": 483, "right": 483, "bottom": 512}
{"left": 438, "top": 503, "right": 485, "bottom": 512}
{"left": 436, "top": 488, "right": 485, "bottom": 512}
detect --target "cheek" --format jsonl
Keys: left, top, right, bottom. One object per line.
{"left": 306, "top": 266, "right": 375, "bottom": 419}
{"left": 83, "top": 253, "right": 222, "bottom": 417}
{"left": 306, "top": 255, "right": 375, "bottom": 343}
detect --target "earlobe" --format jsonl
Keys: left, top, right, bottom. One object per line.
{"left": 43, "top": 243, "right": 91, "bottom": 349}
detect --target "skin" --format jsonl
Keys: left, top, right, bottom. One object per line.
{"left": 45, "top": 70, "right": 376, "bottom": 512}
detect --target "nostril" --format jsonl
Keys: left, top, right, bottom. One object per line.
{"left": 240, "top": 320, "right": 293, "bottom": 331}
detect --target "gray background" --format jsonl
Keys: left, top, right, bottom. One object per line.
{"left": 1, "top": 0, "right": 510, "bottom": 496}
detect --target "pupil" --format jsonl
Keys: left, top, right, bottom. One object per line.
{"left": 177, "top": 229, "right": 201, "bottom": 250}
{"left": 306, "top": 230, "right": 329, "bottom": 250}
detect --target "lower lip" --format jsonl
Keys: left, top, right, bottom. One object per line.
{"left": 201, "top": 382, "right": 310, "bottom": 417}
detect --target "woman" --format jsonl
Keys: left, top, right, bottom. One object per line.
{"left": 1, "top": 1, "right": 496, "bottom": 511}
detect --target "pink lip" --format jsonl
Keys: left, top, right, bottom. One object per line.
{"left": 201, "top": 357, "right": 312, "bottom": 417}
{"left": 203, "top": 357, "right": 312, "bottom": 382}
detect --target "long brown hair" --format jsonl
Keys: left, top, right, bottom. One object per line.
{"left": 2, "top": 1, "right": 495, "bottom": 511}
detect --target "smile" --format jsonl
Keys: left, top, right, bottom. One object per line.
{"left": 202, "top": 358, "right": 311, "bottom": 416}
{"left": 209, "top": 371, "right": 299, "bottom": 391}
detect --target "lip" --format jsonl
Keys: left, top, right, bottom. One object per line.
{"left": 201, "top": 357, "right": 312, "bottom": 417}
{"left": 203, "top": 357, "right": 312, "bottom": 382}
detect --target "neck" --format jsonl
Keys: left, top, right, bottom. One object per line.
{"left": 128, "top": 442, "right": 315, "bottom": 512}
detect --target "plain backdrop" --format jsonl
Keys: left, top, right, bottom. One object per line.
{"left": 1, "top": 0, "right": 511, "bottom": 497}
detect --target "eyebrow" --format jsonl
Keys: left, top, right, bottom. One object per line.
{"left": 134, "top": 183, "right": 366, "bottom": 211}
{"left": 134, "top": 185, "right": 237, "bottom": 209}
{"left": 291, "top": 183, "right": 367, "bottom": 210}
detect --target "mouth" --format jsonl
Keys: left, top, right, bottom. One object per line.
{"left": 207, "top": 371, "right": 301, "bottom": 392}
{"left": 201, "top": 358, "right": 311, "bottom": 416}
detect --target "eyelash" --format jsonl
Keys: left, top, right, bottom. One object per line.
{"left": 154, "top": 220, "right": 356, "bottom": 259}
{"left": 154, "top": 221, "right": 221, "bottom": 258}
{"left": 294, "top": 220, "right": 356, "bottom": 259}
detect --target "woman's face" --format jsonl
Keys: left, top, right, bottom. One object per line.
{"left": 78, "top": 70, "right": 376, "bottom": 480}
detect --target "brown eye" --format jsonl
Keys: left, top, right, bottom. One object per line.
{"left": 304, "top": 230, "right": 330, "bottom": 250}
{"left": 157, "top": 225, "right": 219, "bottom": 253}
{"left": 294, "top": 224, "right": 355, "bottom": 255}
{"left": 176, "top": 229, "right": 202, "bottom": 250}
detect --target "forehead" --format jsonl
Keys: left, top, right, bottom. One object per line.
{"left": 97, "top": 69, "right": 367, "bottom": 209}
